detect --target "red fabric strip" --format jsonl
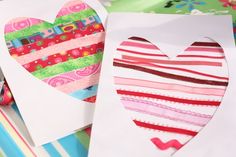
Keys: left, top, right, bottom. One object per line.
{"left": 128, "top": 37, "right": 149, "bottom": 42}
{"left": 178, "top": 55, "right": 224, "bottom": 59}
{"left": 133, "top": 120, "right": 198, "bottom": 136}
{"left": 23, "top": 42, "right": 104, "bottom": 72}
{"left": 191, "top": 42, "right": 221, "bottom": 47}
{"left": 117, "top": 90, "right": 220, "bottom": 106}
{"left": 83, "top": 96, "right": 96, "bottom": 103}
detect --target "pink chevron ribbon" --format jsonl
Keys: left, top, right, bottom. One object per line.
{"left": 151, "top": 138, "right": 183, "bottom": 150}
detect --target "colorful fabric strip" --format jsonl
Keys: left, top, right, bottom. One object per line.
{"left": 16, "top": 32, "right": 105, "bottom": 65}
{"left": 32, "top": 52, "right": 103, "bottom": 79}
{"left": 5, "top": 9, "right": 97, "bottom": 41}
{"left": 43, "top": 64, "right": 100, "bottom": 88}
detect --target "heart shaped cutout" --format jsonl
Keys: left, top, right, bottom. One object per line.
{"left": 4, "top": 0, "right": 105, "bottom": 103}
{"left": 113, "top": 37, "right": 229, "bottom": 155}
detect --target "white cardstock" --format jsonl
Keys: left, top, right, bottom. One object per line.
{"left": 89, "top": 13, "right": 236, "bottom": 157}
{"left": 0, "top": 0, "right": 107, "bottom": 146}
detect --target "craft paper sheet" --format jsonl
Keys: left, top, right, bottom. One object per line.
{"left": 0, "top": 0, "right": 107, "bottom": 146}
{"left": 89, "top": 13, "right": 236, "bottom": 157}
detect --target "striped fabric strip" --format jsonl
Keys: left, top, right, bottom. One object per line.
{"left": 3, "top": 97, "right": 94, "bottom": 157}
{"left": 0, "top": 109, "right": 36, "bottom": 156}
{"left": 114, "top": 77, "right": 226, "bottom": 96}
{"left": 58, "top": 134, "right": 88, "bottom": 157}
{"left": 121, "top": 97, "right": 211, "bottom": 126}
{"left": 114, "top": 62, "right": 228, "bottom": 86}
{"left": 0, "top": 124, "right": 25, "bottom": 157}
{"left": 43, "top": 143, "right": 62, "bottom": 157}
{"left": 117, "top": 48, "right": 225, "bottom": 59}
{"left": 122, "top": 55, "right": 222, "bottom": 66}
{"left": 117, "top": 90, "right": 220, "bottom": 106}
{"left": 0, "top": 99, "right": 94, "bottom": 157}
{"left": 5, "top": 9, "right": 97, "bottom": 41}
{"left": 185, "top": 47, "right": 224, "bottom": 53}
{"left": 32, "top": 52, "right": 103, "bottom": 79}
{"left": 51, "top": 141, "right": 70, "bottom": 157}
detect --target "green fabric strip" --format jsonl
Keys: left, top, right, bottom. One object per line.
{"left": 75, "top": 131, "right": 90, "bottom": 149}
{"left": 5, "top": 22, "right": 52, "bottom": 41}
{"left": 5, "top": 9, "right": 97, "bottom": 41}
{"left": 54, "top": 9, "right": 97, "bottom": 25}
{"left": 32, "top": 52, "right": 103, "bottom": 80}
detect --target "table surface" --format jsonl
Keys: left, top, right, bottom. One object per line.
{"left": 0, "top": 0, "right": 236, "bottom": 157}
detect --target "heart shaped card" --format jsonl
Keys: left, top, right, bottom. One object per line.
{"left": 89, "top": 13, "right": 236, "bottom": 157}
{"left": 0, "top": 0, "right": 107, "bottom": 146}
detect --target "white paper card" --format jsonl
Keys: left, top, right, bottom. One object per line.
{"left": 0, "top": 0, "right": 107, "bottom": 146}
{"left": 89, "top": 13, "right": 236, "bottom": 157}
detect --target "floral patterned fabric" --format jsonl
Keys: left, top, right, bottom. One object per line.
{"left": 101, "top": 0, "right": 236, "bottom": 24}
